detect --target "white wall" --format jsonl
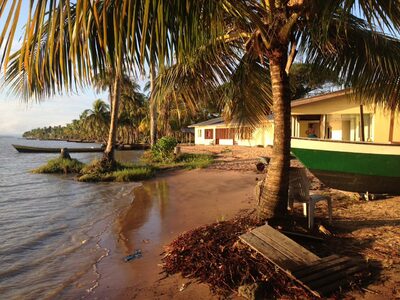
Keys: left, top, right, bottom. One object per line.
{"left": 194, "top": 127, "right": 215, "bottom": 145}
{"left": 219, "top": 139, "right": 234, "bottom": 145}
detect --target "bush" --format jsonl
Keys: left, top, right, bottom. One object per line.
{"left": 150, "top": 136, "right": 178, "bottom": 162}
{"left": 33, "top": 158, "right": 84, "bottom": 174}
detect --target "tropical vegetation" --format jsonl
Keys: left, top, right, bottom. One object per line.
{"left": 32, "top": 157, "right": 85, "bottom": 174}
{"left": 2, "top": 1, "right": 400, "bottom": 220}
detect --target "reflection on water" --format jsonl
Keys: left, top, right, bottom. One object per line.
{"left": 116, "top": 180, "right": 170, "bottom": 253}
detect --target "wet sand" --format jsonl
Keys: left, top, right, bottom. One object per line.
{"left": 88, "top": 168, "right": 258, "bottom": 299}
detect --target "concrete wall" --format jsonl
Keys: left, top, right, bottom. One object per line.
{"left": 373, "top": 108, "right": 400, "bottom": 143}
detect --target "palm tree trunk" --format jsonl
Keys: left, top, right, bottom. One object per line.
{"left": 150, "top": 63, "right": 158, "bottom": 146}
{"left": 103, "top": 74, "right": 121, "bottom": 165}
{"left": 258, "top": 53, "right": 291, "bottom": 219}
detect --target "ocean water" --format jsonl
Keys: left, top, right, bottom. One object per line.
{"left": 0, "top": 136, "right": 142, "bottom": 299}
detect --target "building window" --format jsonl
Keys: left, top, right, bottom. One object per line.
{"left": 216, "top": 128, "right": 236, "bottom": 139}
{"left": 197, "top": 129, "right": 202, "bottom": 137}
{"left": 205, "top": 129, "right": 214, "bottom": 139}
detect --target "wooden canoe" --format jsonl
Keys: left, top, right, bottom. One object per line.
{"left": 12, "top": 144, "right": 104, "bottom": 153}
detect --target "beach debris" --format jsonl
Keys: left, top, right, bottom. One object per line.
{"left": 238, "top": 282, "right": 268, "bottom": 300}
{"left": 255, "top": 156, "right": 270, "bottom": 172}
{"left": 179, "top": 281, "right": 191, "bottom": 292}
{"left": 318, "top": 225, "right": 332, "bottom": 236}
{"left": 162, "top": 215, "right": 315, "bottom": 298}
{"left": 124, "top": 249, "right": 142, "bottom": 262}
{"left": 142, "top": 239, "right": 150, "bottom": 244}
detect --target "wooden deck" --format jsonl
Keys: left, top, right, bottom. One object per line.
{"left": 240, "top": 224, "right": 367, "bottom": 297}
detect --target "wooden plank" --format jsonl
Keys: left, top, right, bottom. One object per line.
{"left": 300, "top": 259, "right": 360, "bottom": 284}
{"left": 280, "top": 230, "right": 324, "bottom": 241}
{"left": 239, "top": 233, "right": 301, "bottom": 270}
{"left": 251, "top": 229, "right": 315, "bottom": 267}
{"left": 253, "top": 225, "right": 320, "bottom": 264}
{"left": 293, "top": 256, "right": 351, "bottom": 278}
{"left": 317, "top": 264, "right": 368, "bottom": 295}
{"left": 308, "top": 265, "right": 367, "bottom": 290}
{"left": 240, "top": 232, "right": 322, "bottom": 298}
{"left": 291, "top": 255, "right": 340, "bottom": 273}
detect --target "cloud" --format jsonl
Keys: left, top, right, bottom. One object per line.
{"left": 0, "top": 91, "right": 108, "bottom": 135}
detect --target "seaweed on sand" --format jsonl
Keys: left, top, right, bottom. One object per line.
{"left": 161, "top": 213, "right": 315, "bottom": 298}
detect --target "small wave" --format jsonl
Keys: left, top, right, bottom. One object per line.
{"left": 0, "top": 225, "right": 68, "bottom": 257}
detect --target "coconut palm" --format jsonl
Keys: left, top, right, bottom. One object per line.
{"left": 82, "top": 99, "right": 110, "bottom": 142}
{"left": 3, "top": 1, "right": 400, "bottom": 219}
{"left": 148, "top": 2, "right": 400, "bottom": 219}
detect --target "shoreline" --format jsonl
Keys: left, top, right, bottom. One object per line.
{"left": 86, "top": 168, "right": 259, "bottom": 299}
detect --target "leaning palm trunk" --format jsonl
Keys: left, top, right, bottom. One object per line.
{"left": 258, "top": 55, "right": 292, "bottom": 219}
{"left": 149, "top": 64, "right": 158, "bottom": 146}
{"left": 103, "top": 74, "right": 121, "bottom": 165}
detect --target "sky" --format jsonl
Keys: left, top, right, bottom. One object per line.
{"left": 0, "top": 1, "right": 97, "bottom": 136}
{"left": 0, "top": 90, "right": 108, "bottom": 135}
{"left": 0, "top": 1, "right": 146, "bottom": 136}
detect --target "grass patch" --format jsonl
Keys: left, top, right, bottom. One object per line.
{"left": 143, "top": 153, "right": 214, "bottom": 170}
{"left": 78, "top": 159, "right": 154, "bottom": 182}
{"left": 175, "top": 153, "right": 214, "bottom": 169}
{"left": 32, "top": 158, "right": 85, "bottom": 174}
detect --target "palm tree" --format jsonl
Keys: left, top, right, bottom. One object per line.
{"left": 149, "top": 63, "right": 158, "bottom": 146}
{"left": 82, "top": 99, "right": 110, "bottom": 142}
{"left": 3, "top": 1, "right": 400, "bottom": 219}
{"left": 148, "top": 2, "right": 400, "bottom": 219}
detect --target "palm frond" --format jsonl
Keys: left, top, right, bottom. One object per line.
{"left": 300, "top": 12, "right": 400, "bottom": 110}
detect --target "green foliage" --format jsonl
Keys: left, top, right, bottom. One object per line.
{"left": 150, "top": 136, "right": 178, "bottom": 162}
{"left": 175, "top": 153, "right": 214, "bottom": 169}
{"left": 289, "top": 63, "right": 343, "bottom": 100}
{"left": 109, "top": 167, "right": 154, "bottom": 182}
{"left": 32, "top": 158, "right": 85, "bottom": 174}
{"left": 78, "top": 159, "right": 154, "bottom": 182}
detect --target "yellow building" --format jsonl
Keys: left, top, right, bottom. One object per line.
{"left": 190, "top": 89, "right": 400, "bottom": 146}
{"left": 291, "top": 89, "right": 400, "bottom": 143}
{"left": 189, "top": 117, "right": 274, "bottom": 146}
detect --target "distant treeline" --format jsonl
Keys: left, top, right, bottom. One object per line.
{"left": 23, "top": 97, "right": 200, "bottom": 144}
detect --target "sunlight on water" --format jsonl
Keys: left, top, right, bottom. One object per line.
{"left": 0, "top": 136, "right": 141, "bottom": 299}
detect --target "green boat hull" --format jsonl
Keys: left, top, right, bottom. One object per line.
{"left": 291, "top": 138, "right": 400, "bottom": 194}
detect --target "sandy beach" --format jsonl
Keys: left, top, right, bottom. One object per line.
{"left": 86, "top": 145, "right": 400, "bottom": 299}
{"left": 88, "top": 168, "right": 258, "bottom": 299}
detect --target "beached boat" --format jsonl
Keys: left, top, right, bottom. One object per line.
{"left": 12, "top": 144, "right": 104, "bottom": 153}
{"left": 291, "top": 138, "right": 400, "bottom": 194}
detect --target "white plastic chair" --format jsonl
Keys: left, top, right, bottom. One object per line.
{"left": 288, "top": 167, "right": 332, "bottom": 229}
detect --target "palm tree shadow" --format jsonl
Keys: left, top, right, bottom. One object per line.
{"left": 332, "top": 219, "right": 400, "bottom": 231}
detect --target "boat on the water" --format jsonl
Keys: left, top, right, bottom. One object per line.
{"left": 291, "top": 137, "right": 400, "bottom": 194}
{"left": 13, "top": 143, "right": 150, "bottom": 153}
{"left": 13, "top": 144, "right": 104, "bottom": 153}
